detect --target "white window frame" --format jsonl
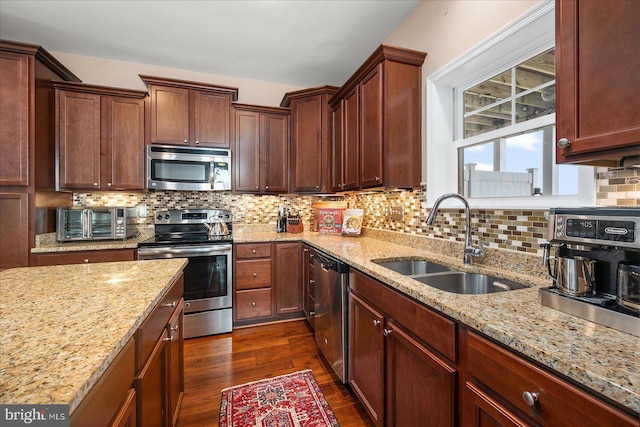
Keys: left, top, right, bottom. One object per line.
{"left": 424, "top": 1, "right": 595, "bottom": 209}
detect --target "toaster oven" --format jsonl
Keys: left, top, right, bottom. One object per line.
{"left": 56, "top": 207, "right": 137, "bottom": 242}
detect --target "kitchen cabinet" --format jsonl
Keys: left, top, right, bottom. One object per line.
{"left": 0, "top": 40, "right": 78, "bottom": 269}
{"left": 33, "top": 248, "right": 136, "bottom": 266}
{"left": 281, "top": 86, "right": 339, "bottom": 193}
{"left": 462, "top": 330, "right": 637, "bottom": 427}
{"left": 274, "top": 241, "right": 302, "bottom": 315}
{"left": 331, "top": 87, "right": 360, "bottom": 192}
{"left": 140, "top": 75, "right": 238, "bottom": 148}
{"left": 54, "top": 82, "right": 147, "bottom": 191}
{"left": 329, "top": 45, "right": 426, "bottom": 190}
{"left": 233, "top": 104, "right": 289, "bottom": 194}
{"left": 135, "top": 275, "right": 184, "bottom": 427}
{"left": 233, "top": 242, "right": 304, "bottom": 325}
{"left": 556, "top": 0, "right": 640, "bottom": 166}
{"left": 349, "top": 269, "right": 457, "bottom": 427}
{"left": 302, "top": 244, "right": 316, "bottom": 328}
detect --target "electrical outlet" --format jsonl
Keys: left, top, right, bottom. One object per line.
{"left": 386, "top": 205, "right": 403, "bottom": 221}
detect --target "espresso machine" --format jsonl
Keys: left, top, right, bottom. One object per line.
{"left": 539, "top": 207, "right": 640, "bottom": 337}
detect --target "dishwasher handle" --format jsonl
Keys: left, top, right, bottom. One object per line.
{"left": 314, "top": 250, "right": 349, "bottom": 274}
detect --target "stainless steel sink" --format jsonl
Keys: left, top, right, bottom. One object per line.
{"left": 413, "top": 272, "right": 527, "bottom": 294}
{"left": 374, "top": 259, "right": 451, "bottom": 276}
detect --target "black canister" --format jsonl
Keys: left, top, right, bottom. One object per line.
{"left": 617, "top": 262, "right": 640, "bottom": 313}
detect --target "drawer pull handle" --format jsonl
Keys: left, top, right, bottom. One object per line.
{"left": 252, "top": 302, "right": 256, "bottom": 307}
{"left": 373, "top": 320, "right": 381, "bottom": 327}
{"left": 522, "top": 391, "right": 538, "bottom": 407}
{"left": 164, "top": 301, "right": 177, "bottom": 308}
{"left": 383, "top": 328, "right": 392, "bottom": 337}
{"left": 83, "top": 259, "right": 89, "bottom": 263}
{"left": 253, "top": 273, "right": 257, "bottom": 278}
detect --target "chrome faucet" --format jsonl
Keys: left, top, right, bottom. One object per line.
{"left": 426, "top": 193, "right": 484, "bottom": 264}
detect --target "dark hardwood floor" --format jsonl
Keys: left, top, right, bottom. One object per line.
{"left": 177, "top": 319, "right": 374, "bottom": 426}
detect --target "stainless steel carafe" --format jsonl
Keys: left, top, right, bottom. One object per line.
{"left": 544, "top": 244, "right": 596, "bottom": 296}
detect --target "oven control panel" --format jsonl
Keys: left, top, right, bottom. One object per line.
{"left": 548, "top": 209, "right": 639, "bottom": 249}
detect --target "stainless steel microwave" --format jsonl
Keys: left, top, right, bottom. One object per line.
{"left": 147, "top": 144, "right": 232, "bottom": 191}
{"left": 57, "top": 207, "right": 137, "bottom": 242}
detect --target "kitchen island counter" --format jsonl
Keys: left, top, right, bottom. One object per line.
{"left": 234, "top": 229, "right": 639, "bottom": 414}
{"left": 0, "top": 258, "right": 187, "bottom": 414}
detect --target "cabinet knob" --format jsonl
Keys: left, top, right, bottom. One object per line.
{"left": 309, "top": 311, "right": 315, "bottom": 316}
{"left": 383, "top": 328, "right": 392, "bottom": 336}
{"left": 303, "top": 248, "right": 309, "bottom": 252}
{"left": 106, "top": 182, "right": 112, "bottom": 187}
{"left": 557, "top": 138, "right": 570, "bottom": 148}
{"left": 315, "top": 185, "right": 319, "bottom": 189}
{"left": 255, "top": 186, "right": 259, "bottom": 190}
{"left": 184, "top": 302, "right": 191, "bottom": 308}
{"left": 183, "top": 139, "right": 188, "bottom": 143}
{"left": 522, "top": 391, "right": 539, "bottom": 407}
{"left": 253, "top": 273, "right": 257, "bottom": 278}
{"left": 375, "top": 176, "right": 380, "bottom": 182}
{"left": 265, "top": 185, "right": 269, "bottom": 190}
{"left": 83, "top": 258, "right": 89, "bottom": 263}
{"left": 163, "top": 336, "right": 174, "bottom": 342}
{"left": 373, "top": 319, "right": 381, "bottom": 327}
{"left": 195, "top": 140, "right": 200, "bottom": 145}
{"left": 164, "top": 301, "right": 177, "bottom": 308}
{"left": 171, "top": 325, "right": 179, "bottom": 332}
{"left": 93, "top": 183, "right": 98, "bottom": 187}
{"left": 252, "top": 249, "right": 257, "bottom": 254}
{"left": 252, "top": 301, "right": 256, "bottom": 307}
{"left": 309, "top": 279, "right": 315, "bottom": 284}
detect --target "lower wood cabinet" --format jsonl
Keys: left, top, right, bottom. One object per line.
{"left": 349, "top": 270, "right": 457, "bottom": 427}
{"left": 33, "top": 248, "right": 136, "bottom": 266}
{"left": 302, "top": 244, "right": 316, "bottom": 329}
{"left": 233, "top": 242, "right": 303, "bottom": 326}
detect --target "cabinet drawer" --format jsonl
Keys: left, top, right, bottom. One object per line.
{"left": 467, "top": 331, "right": 637, "bottom": 427}
{"left": 235, "top": 243, "right": 271, "bottom": 259}
{"left": 136, "top": 273, "right": 184, "bottom": 371}
{"left": 34, "top": 249, "right": 135, "bottom": 266}
{"left": 235, "top": 259, "right": 271, "bottom": 289}
{"left": 235, "top": 289, "right": 272, "bottom": 319}
{"left": 350, "top": 269, "right": 457, "bottom": 362}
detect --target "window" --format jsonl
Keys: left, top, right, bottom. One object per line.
{"left": 425, "top": 2, "right": 594, "bottom": 208}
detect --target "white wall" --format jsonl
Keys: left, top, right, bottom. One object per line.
{"left": 52, "top": 52, "right": 303, "bottom": 107}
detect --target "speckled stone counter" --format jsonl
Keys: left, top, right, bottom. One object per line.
{"left": 31, "top": 229, "right": 154, "bottom": 253}
{"left": 0, "top": 258, "right": 187, "bottom": 413}
{"left": 234, "top": 229, "right": 640, "bottom": 414}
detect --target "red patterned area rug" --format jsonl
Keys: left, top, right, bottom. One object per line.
{"left": 219, "top": 369, "right": 340, "bottom": 427}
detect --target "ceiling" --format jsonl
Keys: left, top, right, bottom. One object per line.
{"left": 0, "top": 0, "right": 421, "bottom": 87}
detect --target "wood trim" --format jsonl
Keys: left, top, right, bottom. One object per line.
{"left": 0, "top": 39, "right": 81, "bottom": 82}
{"left": 139, "top": 75, "right": 238, "bottom": 100}
{"left": 52, "top": 81, "right": 147, "bottom": 98}
{"left": 280, "top": 85, "right": 339, "bottom": 107}
{"left": 232, "top": 103, "right": 290, "bottom": 115}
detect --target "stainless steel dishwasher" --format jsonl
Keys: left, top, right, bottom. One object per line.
{"left": 313, "top": 250, "right": 350, "bottom": 383}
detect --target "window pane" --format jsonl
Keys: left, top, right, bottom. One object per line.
{"left": 464, "top": 69, "right": 512, "bottom": 112}
{"left": 464, "top": 102, "right": 512, "bottom": 138}
{"left": 515, "top": 87, "right": 555, "bottom": 123}
{"left": 515, "top": 49, "right": 555, "bottom": 94}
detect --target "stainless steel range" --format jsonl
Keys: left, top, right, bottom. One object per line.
{"left": 539, "top": 207, "right": 640, "bottom": 337}
{"left": 138, "top": 208, "right": 233, "bottom": 338}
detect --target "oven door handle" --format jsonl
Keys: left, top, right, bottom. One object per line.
{"left": 138, "top": 244, "right": 232, "bottom": 258}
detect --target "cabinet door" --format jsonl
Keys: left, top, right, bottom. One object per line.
{"left": 290, "top": 95, "right": 323, "bottom": 192}
{"left": 0, "top": 52, "right": 29, "bottom": 187}
{"left": 465, "top": 382, "right": 528, "bottom": 427}
{"left": 234, "top": 109, "right": 261, "bottom": 192}
{"left": 262, "top": 113, "right": 288, "bottom": 193}
{"left": 556, "top": 0, "right": 640, "bottom": 164}
{"left": 166, "top": 300, "right": 184, "bottom": 427}
{"left": 193, "top": 90, "right": 231, "bottom": 147}
{"left": 149, "top": 85, "right": 190, "bottom": 145}
{"left": 103, "top": 96, "right": 145, "bottom": 190}
{"left": 302, "top": 245, "right": 315, "bottom": 327}
{"left": 385, "top": 320, "right": 456, "bottom": 427}
{"left": 343, "top": 86, "right": 360, "bottom": 190}
{"left": 0, "top": 192, "right": 29, "bottom": 269}
{"left": 349, "top": 293, "right": 385, "bottom": 427}
{"left": 34, "top": 249, "right": 136, "bottom": 266}
{"left": 109, "top": 388, "right": 137, "bottom": 427}
{"left": 331, "top": 102, "right": 344, "bottom": 192}
{"left": 135, "top": 330, "right": 168, "bottom": 427}
{"left": 359, "top": 64, "right": 383, "bottom": 188}
{"left": 57, "top": 90, "right": 101, "bottom": 190}
{"left": 275, "top": 242, "right": 302, "bottom": 315}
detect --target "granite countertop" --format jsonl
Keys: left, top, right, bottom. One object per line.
{"left": 0, "top": 258, "right": 187, "bottom": 414}
{"left": 31, "top": 229, "right": 154, "bottom": 253}
{"left": 234, "top": 229, "right": 639, "bottom": 414}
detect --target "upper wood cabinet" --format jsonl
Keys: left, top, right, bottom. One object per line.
{"left": 281, "top": 86, "right": 339, "bottom": 193}
{"left": 329, "top": 45, "right": 426, "bottom": 190}
{"left": 233, "top": 104, "right": 289, "bottom": 194}
{"left": 54, "top": 82, "right": 147, "bottom": 191}
{"left": 140, "top": 75, "right": 238, "bottom": 148}
{"left": 556, "top": 0, "right": 640, "bottom": 166}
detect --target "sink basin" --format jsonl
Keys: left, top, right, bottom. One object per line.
{"left": 414, "top": 272, "right": 527, "bottom": 294}
{"left": 374, "top": 259, "right": 451, "bottom": 276}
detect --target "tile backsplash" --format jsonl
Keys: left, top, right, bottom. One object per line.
{"left": 73, "top": 166, "right": 638, "bottom": 257}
